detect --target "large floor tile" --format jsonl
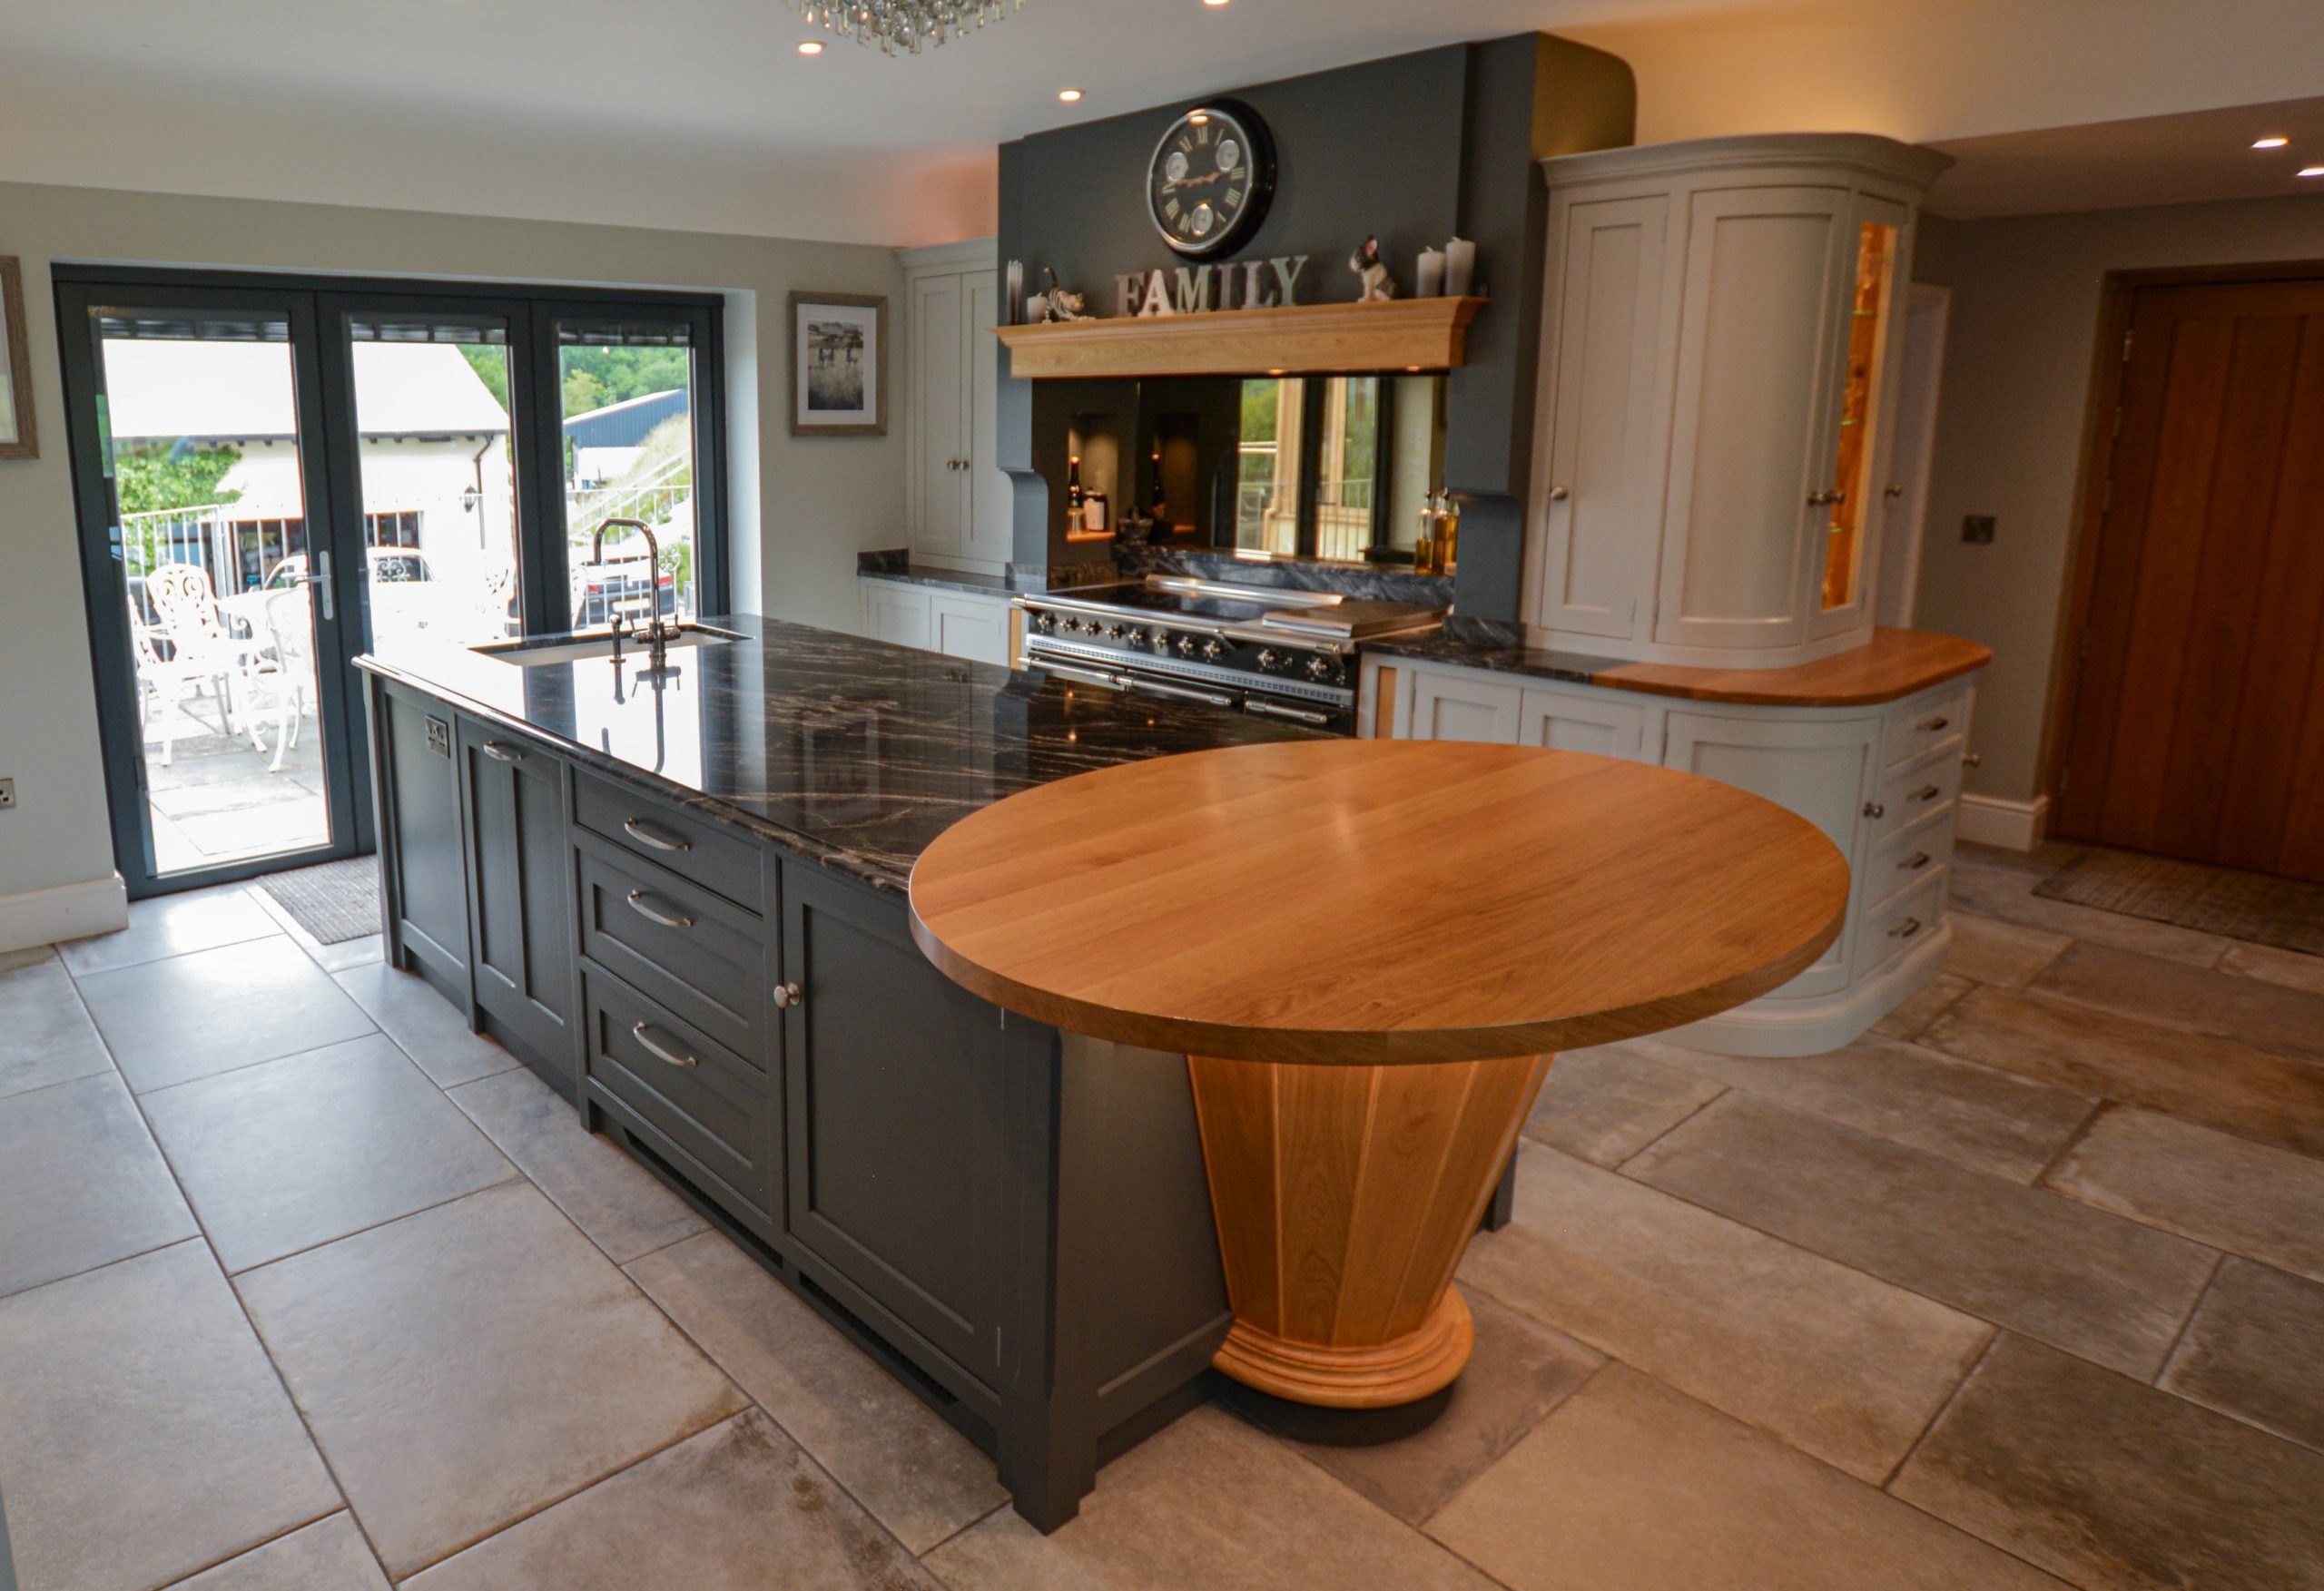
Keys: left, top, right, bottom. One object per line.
{"left": 1920, "top": 985, "right": 2324, "bottom": 1156}
{"left": 2045, "top": 1105, "right": 2324, "bottom": 1282}
{"left": 78, "top": 938, "right": 375, "bottom": 1094}
{"left": 1630, "top": 1095, "right": 2214, "bottom": 1377}
{"left": 925, "top": 1403, "right": 1495, "bottom": 1591}
{"left": 1872, "top": 970, "right": 1973, "bottom": 1039}
{"left": 236, "top": 1181, "right": 744, "bottom": 1579}
{"left": 1948, "top": 859, "right": 2233, "bottom": 967}
{"left": 2219, "top": 940, "right": 2324, "bottom": 997}
{"left": 0, "top": 958, "right": 114, "bottom": 1101}
{"left": 1645, "top": 1029, "right": 2095, "bottom": 1183}
{"left": 403, "top": 1410, "right": 937, "bottom": 1591}
{"left": 1892, "top": 1333, "right": 2324, "bottom": 1590}
{"left": 2162, "top": 1259, "right": 2324, "bottom": 1452}
{"left": 1945, "top": 912, "right": 2073, "bottom": 987}
{"left": 143, "top": 1034, "right": 517, "bottom": 1273}
{"left": 0, "top": 1242, "right": 341, "bottom": 1591}
{"left": 59, "top": 885, "right": 280, "bottom": 975}
{"left": 450, "top": 1067, "right": 704, "bottom": 1263}
{"left": 1521, "top": 1041, "right": 1724, "bottom": 1167}
{"left": 2033, "top": 941, "right": 2324, "bottom": 1060}
{"left": 625, "top": 1230, "right": 1003, "bottom": 1552}
{"left": 0, "top": 943, "right": 56, "bottom": 973}
{"left": 0, "top": 1072, "right": 197, "bottom": 1299}
{"left": 1223, "top": 1291, "right": 1603, "bottom": 1525}
{"left": 331, "top": 962, "right": 520, "bottom": 1088}
{"left": 1458, "top": 1141, "right": 1990, "bottom": 1481}
{"left": 169, "top": 1515, "right": 388, "bottom": 1590}
{"left": 1426, "top": 1364, "right": 2065, "bottom": 1591}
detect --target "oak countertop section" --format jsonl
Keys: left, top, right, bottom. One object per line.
{"left": 1371, "top": 626, "right": 1992, "bottom": 708}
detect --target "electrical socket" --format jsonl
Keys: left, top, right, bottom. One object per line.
{"left": 0, "top": 778, "right": 14, "bottom": 810}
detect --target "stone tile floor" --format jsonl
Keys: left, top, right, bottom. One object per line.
{"left": 1, "top": 840, "right": 2320, "bottom": 1588}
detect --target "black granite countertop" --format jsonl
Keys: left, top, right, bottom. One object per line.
{"left": 855, "top": 564, "right": 1022, "bottom": 599}
{"left": 356, "top": 615, "right": 1321, "bottom": 895}
{"left": 1363, "top": 633, "right": 1624, "bottom": 686}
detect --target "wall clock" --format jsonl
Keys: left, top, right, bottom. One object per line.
{"left": 1147, "top": 101, "right": 1275, "bottom": 258}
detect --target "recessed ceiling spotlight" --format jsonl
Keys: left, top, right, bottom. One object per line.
{"left": 2253, "top": 136, "right": 2290, "bottom": 149}
{"left": 2300, "top": 165, "right": 2324, "bottom": 178}
{"left": 1204, "top": 0, "right": 1232, "bottom": 7}
{"left": 1059, "top": 87, "right": 1082, "bottom": 102}
{"left": 798, "top": 38, "right": 824, "bottom": 54}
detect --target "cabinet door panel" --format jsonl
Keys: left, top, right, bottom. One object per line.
{"left": 964, "top": 271, "right": 1014, "bottom": 564}
{"left": 931, "top": 593, "right": 1009, "bottom": 666}
{"left": 1407, "top": 671, "right": 1524, "bottom": 743}
{"left": 782, "top": 862, "right": 1002, "bottom": 1385}
{"left": 1518, "top": 684, "right": 1653, "bottom": 761}
{"left": 1657, "top": 186, "right": 1850, "bottom": 653}
{"left": 911, "top": 273, "right": 967, "bottom": 557}
{"left": 1812, "top": 193, "right": 1911, "bottom": 642}
{"left": 1663, "top": 710, "right": 1874, "bottom": 997}
{"left": 1532, "top": 192, "right": 1671, "bottom": 643}
{"left": 379, "top": 684, "right": 469, "bottom": 985}
{"left": 863, "top": 580, "right": 932, "bottom": 652}
{"left": 458, "top": 721, "right": 575, "bottom": 1085}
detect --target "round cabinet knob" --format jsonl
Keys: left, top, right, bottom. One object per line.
{"left": 1884, "top": 483, "right": 1905, "bottom": 499}
{"left": 1548, "top": 486, "right": 1571, "bottom": 502}
{"left": 1256, "top": 648, "right": 1281, "bottom": 670}
{"left": 1863, "top": 800, "right": 1886, "bottom": 820}
{"left": 773, "top": 981, "right": 804, "bottom": 1009}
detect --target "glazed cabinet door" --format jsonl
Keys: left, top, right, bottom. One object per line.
{"left": 1661, "top": 709, "right": 1876, "bottom": 997}
{"left": 911, "top": 271, "right": 968, "bottom": 559}
{"left": 1654, "top": 185, "right": 1852, "bottom": 656}
{"left": 1530, "top": 192, "right": 1674, "bottom": 645}
{"left": 1810, "top": 193, "right": 1911, "bottom": 643}
{"left": 457, "top": 719, "right": 576, "bottom": 1090}
{"left": 781, "top": 861, "right": 1005, "bottom": 1390}
{"left": 963, "top": 270, "right": 1015, "bottom": 565}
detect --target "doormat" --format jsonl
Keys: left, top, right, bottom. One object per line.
{"left": 2034, "top": 849, "right": 2324, "bottom": 958}
{"left": 260, "top": 857, "right": 383, "bottom": 946}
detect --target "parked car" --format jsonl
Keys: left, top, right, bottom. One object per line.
{"left": 262, "top": 548, "right": 447, "bottom": 642}
{"left": 571, "top": 555, "right": 676, "bottom": 626}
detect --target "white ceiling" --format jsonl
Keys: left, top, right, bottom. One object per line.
{"left": 1926, "top": 95, "right": 2324, "bottom": 219}
{"left": 2, "top": 0, "right": 2320, "bottom": 245}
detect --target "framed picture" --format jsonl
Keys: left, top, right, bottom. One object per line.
{"left": 789, "top": 290, "right": 886, "bottom": 437}
{"left": 0, "top": 257, "right": 36, "bottom": 461}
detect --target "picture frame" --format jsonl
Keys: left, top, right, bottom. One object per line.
{"left": 0, "top": 257, "right": 37, "bottom": 461}
{"left": 789, "top": 290, "right": 887, "bottom": 437}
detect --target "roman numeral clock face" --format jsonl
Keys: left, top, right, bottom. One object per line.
{"left": 1147, "top": 103, "right": 1275, "bottom": 258}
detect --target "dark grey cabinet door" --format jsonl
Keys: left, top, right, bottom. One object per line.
{"left": 376, "top": 683, "right": 469, "bottom": 987}
{"left": 782, "top": 861, "right": 1005, "bottom": 1388}
{"left": 457, "top": 718, "right": 576, "bottom": 1089}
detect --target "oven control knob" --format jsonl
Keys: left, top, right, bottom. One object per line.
{"left": 1201, "top": 639, "right": 1225, "bottom": 661}
{"left": 1105, "top": 624, "right": 1125, "bottom": 641}
{"left": 1256, "top": 648, "right": 1283, "bottom": 671}
{"left": 1152, "top": 631, "right": 1171, "bottom": 652}
{"left": 1177, "top": 635, "right": 1196, "bottom": 656}
{"left": 1034, "top": 613, "right": 1054, "bottom": 632}
{"left": 1305, "top": 656, "right": 1332, "bottom": 681}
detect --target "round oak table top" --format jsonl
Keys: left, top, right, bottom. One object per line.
{"left": 908, "top": 739, "right": 1849, "bottom": 1066}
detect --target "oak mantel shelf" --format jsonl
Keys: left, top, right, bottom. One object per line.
{"left": 991, "top": 296, "right": 1488, "bottom": 379}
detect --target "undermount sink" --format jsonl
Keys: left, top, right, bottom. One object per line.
{"left": 478, "top": 624, "right": 743, "bottom": 667}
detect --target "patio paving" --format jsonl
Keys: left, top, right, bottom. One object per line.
{"left": 144, "top": 703, "right": 330, "bottom": 875}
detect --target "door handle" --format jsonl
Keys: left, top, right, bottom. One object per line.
{"left": 622, "top": 817, "right": 692, "bottom": 853}
{"left": 773, "top": 981, "right": 804, "bottom": 1009}
{"left": 625, "top": 889, "right": 694, "bottom": 930}
{"left": 314, "top": 548, "right": 335, "bottom": 621}
{"left": 631, "top": 1022, "right": 698, "bottom": 1068}
{"left": 480, "top": 742, "right": 523, "bottom": 763}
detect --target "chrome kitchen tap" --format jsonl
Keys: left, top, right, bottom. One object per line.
{"left": 587, "top": 517, "right": 667, "bottom": 669}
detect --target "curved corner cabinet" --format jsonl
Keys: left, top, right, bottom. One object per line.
{"left": 1524, "top": 133, "right": 1951, "bottom": 668}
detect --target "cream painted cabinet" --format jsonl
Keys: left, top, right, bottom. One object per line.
{"left": 1518, "top": 680, "right": 1655, "bottom": 760}
{"left": 864, "top": 580, "right": 932, "bottom": 651}
{"left": 1525, "top": 135, "right": 1950, "bottom": 668}
{"left": 862, "top": 578, "right": 1014, "bottom": 668}
{"left": 1406, "top": 670, "right": 1524, "bottom": 744}
{"left": 902, "top": 240, "right": 1011, "bottom": 572}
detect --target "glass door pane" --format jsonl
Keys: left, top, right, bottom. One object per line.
{"left": 1235, "top": 376, "right": 1301, "bottom": 555}
{"left": 1314, "top": 377, "right": 1381, "bottom": 563}
{"left": 93, "top": 308, "right": 335, "bottom": 878}
{"left": 344, "top": 313, "right": 521, "bottom": 646}
{"left": 556, "top": 318, "right": 699, "bottom": 626}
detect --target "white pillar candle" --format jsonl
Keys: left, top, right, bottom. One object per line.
{"left": 1415, "top": 249, "right": 1446, "bottom": 299}
{"left": 1444, "top": 238, "right": 1477, "bottom": 297}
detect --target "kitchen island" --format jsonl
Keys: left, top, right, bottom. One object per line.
{"left": 355, "top": 614, "right": 1322, "bottom": 1530}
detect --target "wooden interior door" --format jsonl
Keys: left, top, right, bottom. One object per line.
{"left": 2054, "top": 276, "right": 2324, "bottom": 880}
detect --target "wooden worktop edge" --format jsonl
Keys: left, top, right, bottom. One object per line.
{"left": 1590, "top": 628, "right": 1993, "bottom": 708}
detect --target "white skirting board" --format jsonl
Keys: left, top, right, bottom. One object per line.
{"left": 1956, "top": 793, "right": 2050, "bottom": 852}
{"left": 0, "top": 872, "right": 129, "bottom": 955}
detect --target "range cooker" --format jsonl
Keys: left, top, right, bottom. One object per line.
{"left": 1016, "top": 575, "right": 1445, "bottom": 735}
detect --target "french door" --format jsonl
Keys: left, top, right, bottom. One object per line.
{"left": 58, "top": 268, "right": 725, "bottom": 898}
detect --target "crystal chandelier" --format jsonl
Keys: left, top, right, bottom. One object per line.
{"left": 790, "top": 0, "right": 1024, "bottom": 55}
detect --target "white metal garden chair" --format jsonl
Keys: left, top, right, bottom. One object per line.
{"left": 255, "top": 586, "right": 318, "bottom": 773}
{"left": 126, "top": 593, "right": 203, "bottom": 767}
{"left": 146, "top": 562, "right": 268, "bottom": 751}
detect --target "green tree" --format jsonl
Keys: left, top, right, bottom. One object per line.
{"left": 458, "top": 346, "right": 512, "bottom": 413}
{"left": 116, "top": 444, "right": 242, "bottom": 516}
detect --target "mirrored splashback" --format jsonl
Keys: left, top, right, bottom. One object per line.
{"left": 1079, "top": 373, "right": 1448, "bottom": 568}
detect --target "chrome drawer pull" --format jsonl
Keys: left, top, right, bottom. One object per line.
{"left": 1900, "top": 851, "right": 1933, "bottom": 871}
{"left": 632, "top": 1022, "right": 697, "bottom": 1068}
{"left": 1889, "top": 918, "right": 1923, "bottom": 939}
{"left": 773, "top": 981, "right": 805, "bottom": 1010}
{"left": 623, "top": 817, "right": 692, "bottom": 853}
{"left": 1909, "top": 783, "right": 1942, "bottom": 802}
{"left": 1919, "top": 715, "right": 1949, "bottom": 732}
{"left": 481, "top": 741, "right": 523, "bottom": 763}
{"left": 625, "top": 890, "right": 694, "bottom": 930}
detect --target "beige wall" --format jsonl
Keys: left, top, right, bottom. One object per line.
{"left": 0, "top": 179, "right": 907, "bottom": 908}
{"left": 1912, "top": 190, "right": 2324, "bottom": 808}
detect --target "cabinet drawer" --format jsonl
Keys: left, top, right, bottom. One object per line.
{"left": 1866, "top": 807, "right": 1955, "bottom": 911}
{"left": 573, "top": 768, "right": 767, "bottom": 917}
{"left": 1861, "top": 873, "right": 1945, "bottom": 977}
{"left": 1883, "top": 685, "right": 1970, "bottom": 770}
{"left": 576, "top": 836, "right": 773, "bottom": 1065}
{"left": 1864, "top": 747, "right": 1962, "bottom": 847}
{"left": 582, "top": 967, "right": 777, "bottom": 1222}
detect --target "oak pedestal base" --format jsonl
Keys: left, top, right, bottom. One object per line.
{"left": 1186, "top": 1051, "right": 1551, "bottom": 1409}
